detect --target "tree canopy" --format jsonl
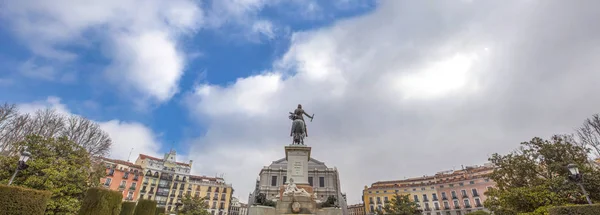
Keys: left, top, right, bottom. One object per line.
{"left": 0, "top": 135, "right": 105, "bottom": 214}
{"left": 376, "top": 193, "right": 422, "bottom": 215}
{"left": 179, "top": 194, "right": 210, "bottom": 215}
{"left": 484, "top": 135, "right": 600, "bottom": 215}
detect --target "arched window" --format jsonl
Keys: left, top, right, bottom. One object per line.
{"left": 146, "top": 170, "right": 152, "bottom": 176}
{"left": 154, "top": 172, "right": 159, "bottom": 177}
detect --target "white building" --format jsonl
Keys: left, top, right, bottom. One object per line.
{"left": 248, "top": 157, "right": 348, "bottom": 214}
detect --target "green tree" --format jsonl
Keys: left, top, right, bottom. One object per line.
{"left": 0, "top": 135, "right": 104, "bottom": 214}
{"left": 376, "top": 193, "right": 421, "bottom": 215}
{"left": 484, "top": 136, "right": 600, "bottom": 215}
{"left": 179, "top": 194, "right": 210, "bottom": 215}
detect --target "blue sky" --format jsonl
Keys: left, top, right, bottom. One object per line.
{"left": 2, "top": 0, "right": 600, "bottom": 204}
{"left": 0, "top": 0, "right": 376, "bottom": 153}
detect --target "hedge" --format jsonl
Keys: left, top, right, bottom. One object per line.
{"left": 0, "top": 185, "right": 52, "bottom": 215}
{"left": 133, "top": 199, "right": 156, "bottom": 215}
{"left": 78, "top": 188, "right": 123, "bottom": 215}
{"left": 120, "top": 202, "right": 136, "bottom": 215}
{"left": 155, "top": 207, "right": 166, "bottom": 215}
{"left": 548, "top": 204, "right": 600, "bottom": 215}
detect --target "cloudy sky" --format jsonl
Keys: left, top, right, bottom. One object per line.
{"left": 1, "top": 0, "right": 600, "bottom": 204}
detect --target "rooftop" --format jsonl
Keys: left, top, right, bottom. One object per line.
{"left": 102, "top": 157, "right": 142, "bottom": 169}
{"left": 139, "top": 154, "right": 191, "bottom": 167}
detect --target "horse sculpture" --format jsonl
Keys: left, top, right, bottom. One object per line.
{"left": 289, "top": 112, "right": 306, "bottom": 145}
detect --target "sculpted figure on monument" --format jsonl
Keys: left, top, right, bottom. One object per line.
{"left": 289, "top": 104, "right": 314, "bottom": 145}
{"left": 283, "top": 178, "right": 311, "bottom": 197}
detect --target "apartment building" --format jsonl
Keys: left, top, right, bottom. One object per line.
{"left": 99, "top": 158, "right": 144, "bottom": 201}
{"left": 363, "top": 163, "right": 495, "bottom": 215}
{"left": 348, "top": 203, "right": 366, "bottom": 215}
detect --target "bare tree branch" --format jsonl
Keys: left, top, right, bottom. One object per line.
{"left": 576, "top": 114, "right": 600, "bottom": 158}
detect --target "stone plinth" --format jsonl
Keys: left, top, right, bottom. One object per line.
{"left": 285, "top": 145, "right": 311, "bottom": 185}
{"left": 279, "top": 185, "right": 314, "bottom": 200}
{"left": 316, "top": 208, "right": 343, "bottom": 215}
{"left": 248, "top": 205, "right": 276, "bottom": 215}
{"left": 276, "top": 195, "right": 317, "bottom": 214}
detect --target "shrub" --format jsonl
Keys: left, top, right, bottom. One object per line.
{"left": 466, "top": 211, "right": 491, "bottom": 215}
{"left": 78, "top": 188, "right": 123, "bottom": 215}
{"left": 0, "top": 185, "right": 52, "bottom": 215}
{"left": 548, "top": 204, "right": 600, "bottom": 215}
{"left": 155, "top": 207, "right": 165, "bottom": 215}
{"left": 133, "top": 199, "right": 156, "bottom": 215}
{"left": 120, "top": 202, "right": 136, "bottom": 215}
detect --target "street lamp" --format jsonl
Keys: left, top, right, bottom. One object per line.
{"left": 8, "top": 149, "right": 31, "bottom": 185}
{"left": 566, "top": 163, "right": 592, "bottom": 205}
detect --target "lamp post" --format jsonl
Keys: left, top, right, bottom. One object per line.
{"left": 8, "top": 150, "right": 31, "bottom": 185}
{"left": 566, "top": 163, "right": 593, "bottom": 205}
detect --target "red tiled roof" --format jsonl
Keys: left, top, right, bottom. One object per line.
{"left": 138, "top": 154, "right": 191, "bottom": 167}
{"left": 102, "top": 157, "right": 142, "bottom": 169}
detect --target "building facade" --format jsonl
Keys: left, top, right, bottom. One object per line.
{"left": 229, "top": 197, "right": 244, "bottom": 215}
{"left": 363, "top": 163, "right": 495, "bottom": 215}
{"left": 348, "top": 203, "right": 365, "bottom": 215}
{"left": 100, "top": 158, "right": 144, "bottom": 201}
{"left": 248, "top": 157, "right": 348, "bottom": 214}
{"left": 239, "top": 203, "right": 248, "bottom": 215}
{"left": 135, "top": 149, "right": 233, "bottom": 214}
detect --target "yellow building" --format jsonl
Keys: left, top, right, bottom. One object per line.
{"left": 135, "top": 150, "right": 234, "bottom": 214}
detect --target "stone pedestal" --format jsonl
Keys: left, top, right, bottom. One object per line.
{"left": 276, "top": 196, "right": 317, "bottom": 214}
{"left": 285, "top": 145, "right": 311, "bottom": 185}
{"left": 248, "top": 205, "right": 277, "bottom": 215}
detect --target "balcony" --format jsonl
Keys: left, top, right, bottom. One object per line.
{"left": 158, "top": 183, "right": 172, "bottom": 188}
{"left": 432, "top": 197, "right": 439, "bottom": 201}
{"left": 376, "top": 201, "right": 382, "bottom": 204}
{"left": 462, "top": 194, "right": 469, "bottom": 199}
{"left": 435, "top": 207, "right": 440, "bottom": 211}
{"left": 423, "top": 199, "right": 429, "bottom": 202}
{"left": 133, "top": 176, "right": 139, "bottom": 181}
{"left": 476, "top": 204, "right": 483, "bottom": 208}
{"left": 125, "top": 197, "right": 133, "bottom": 201}
{"left": 157, "top": 201, "right": 167, "bottom": 205}
{"left": 118, "top": 185, "right": 125, "bottom": 190}
{"left": 140, "top": 189, "right": 147, "bottom": 193}
{"left": 465, "top": 205, "right": 472, "bottom": 208}
{"left": 444, "top": 206, "right": 450, "bottom": 210}
{"left": 442, "top": 197, "right": 448, "bottom": 201}
{"left": 454, "top": 206, "right": 460, "bottom": 209}
{"left": 452, "top": 196, "right": 458, "bottom": 200}
{"left": 424, "top": 208, "right": 431, "bottom": 211}
{"left": 171, "top": 193, "right": 176, "bottom": 197}
{"left": 143, "top": 181, "right": 148, "bottom": 185}
{"left": 151, "top": 183, "right": 157, "bottom": 186}
{"left": 473, "top": 193, "right": 479, "bottom": 197}
{"left": 156, "top": 192, "right": 169, "bottom": 197}
{"left": 369, "top": 201, "right": 373, "bottom": 205}
{"left": 129, "top": 186, "right": 136, "bottom": 191}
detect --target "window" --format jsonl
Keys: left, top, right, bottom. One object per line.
{"left": 441, "top": 192, "right": 447, "bottom": 199}
{"left": 413, "top": 195, "right": 419, "bottom": 202}
{"left": 223, "top": 188, "right": 227, "bottom": 193}
{"left": 484, "top": 179, "right": 490, "bottom": 182}
{"left": 425, "top": 202, "right": 430, "bottom": 209}
{"left": 453, "top": 200, "right": 459, "bottom": 208}
{"left": 376, "top": 191, "right": 379, "bottom": 193}
{"left": 384, "top": 196, "right": 388, "bottom": 202}
{"left": 475, "top": 198, "right": 482, "bottom": 207}
{"left": 432, "top": 193, "right": 438, "bottom": 200}
{"left": 463, "top": 199, "right": 471, "bottom": 207}
{"left": 319, "top": 177, "right": 325, "bottom": 187}
{"left": 308, "top": 177, "right": 313, "bottom": 186}
{"left": 370, "top": 205, "right": 374, "bottom": 212}
{"left": 472, "top": 188, "right": 479, "bottom": 196}
{"left": 283, "top": 176, "right": 287, "bottom": 184}
{"left": 434, "top": 202, "right": 440, "bottom": 210}
{"left": 469, "top": 181, "right": 475, "bottom": 184}
{"left": 443, "top": 201, "right": 449, "bottom": 209}
{"left": 376, "top": 197, "right": 381, "bottom": 203}
{"left": 421, "top": 187, "right": 425, "bottom": 191}
{"left": 127, "top": 191, "right": 133, "bottom": 199}
{"left": 459, "top": 182, "right": 464, "bottom": 186}
{"left": 439, "top": 185, "right": 444, "bottom": 188}
{"left": 120, "top": 180, "right": 127, "bottom": 188}
{"left": 131, "top": 182, "right": 137, "bottom": 189}
{"left": 461, "top": 190, "right": 468, "bottom": 197}
{"left": 140, "top": 194, "right": 144, "bottom": 199}
{"left": 423, "top": 194, "right": 428, "bottom": 201}
{"left": 384, "top": 190, "right": 387, "bottom": 193}
{"left": 449, "top": 184, "right": 454, "bottom": 187}
{"left": 369, "top": 197, "right": 373, "bottom": 204}
{"left": 457, "top": 211, "right": 462, "bottom": 215}
{"left": 451, "top": 191, "right": 457, "bottom": 198}
{"left": 271, "top": 176, "right": 277, "bottom": 187}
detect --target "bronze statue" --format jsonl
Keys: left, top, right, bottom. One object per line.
{"left": 289, "top": 104, "right": 314, "bottom": 145}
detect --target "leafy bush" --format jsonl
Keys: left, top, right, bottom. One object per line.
{"left": 120, "top": 202, "right": 136, "bottom": 215}
{"left": 78, "top": 188, "right": 123, "bottom": 215}
{"left": 154, "top": 206, "right": 165, "bottom": 215}
{"left": 319, "top": 196, "right": 337, "bottom": 208}
{"left": 466, "top": 211, "right": 491, "bottom": 215}
{"left": 548, "top": 204, "right": 600, "bottom": 215}
{"left": 0, "top": 185, "right": 52, "bottom": 215}
{"left": 133, "top": 199, "right": 156, "bottom": 215}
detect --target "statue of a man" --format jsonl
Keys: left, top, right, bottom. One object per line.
{"left": 292, "top": 104, "right": 313, "bottom": 136}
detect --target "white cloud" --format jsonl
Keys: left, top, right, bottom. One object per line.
{"left": 185, "top": 0, "right": 600, "bottom": 204}
{"left": 2, "top": 0, "right": 202, "bottom": 102}
{"left": 17, "top": 97, "right": 162, "bottom": 161}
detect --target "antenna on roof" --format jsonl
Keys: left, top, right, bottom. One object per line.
{"left": 127, "top": 148, "right": 134, "bottom": 162}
